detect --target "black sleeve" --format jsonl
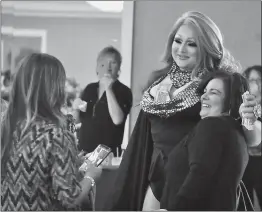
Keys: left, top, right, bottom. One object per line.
{"left": 116, "top": 86, "right": 133, "bottom": 117}
{"left": 79, "top": 84, "right": 91, "bottom": 121}
{"left": 169, "top": 117, "right": 229, "bottom": 210}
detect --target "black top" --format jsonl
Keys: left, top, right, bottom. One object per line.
{"left": 161, "top": 116, "right": 249, "bottom": 211}
{"left": 148, "top": 102, "right": 201, "bottom": 153}
{"left": 78, "top": 80, "right": 132, "bottom": 156}
{"left": 145, "top": 103, "right": 201, "bottom": 200}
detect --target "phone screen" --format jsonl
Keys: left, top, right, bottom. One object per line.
{"left": 87, "top": 144, "right": 111, "bottom": 167}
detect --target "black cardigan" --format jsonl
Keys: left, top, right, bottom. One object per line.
{"left": 161, "top": 116, "right": 249, "bottom": 211}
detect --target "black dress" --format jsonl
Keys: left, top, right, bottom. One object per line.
{"left": 161, "top": 116, "right": 249, "bottom": 210}
{"left": 103, "top": 103, "right": 201, "bottom": 210}
{"left": 103, "top": 69, "right": 201, "bottom": 210}
{"left": 147, "top": 102, "right": 201, "bottom": 200}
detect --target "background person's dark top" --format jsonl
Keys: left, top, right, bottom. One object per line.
{"left": 161, "top": 116, "right": 249, "bottom": 211}
{"left": 78, "top": 80, "right": 132, "bottom": 156}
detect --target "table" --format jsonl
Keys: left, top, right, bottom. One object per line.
{"left": 95, "top": 167, "right": 119, "bottom": 210}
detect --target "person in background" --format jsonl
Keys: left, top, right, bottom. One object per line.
{"left": 1, "top": 51, "right": 12, "bottom": 102}
{"left": 161, "top": 70, "right": 249, "bottom": 210}
{"left": 1, "top": 70, "right": 13, "bottom": 102}
{"left": 1, "top": 48, "right": 38, "bottom": 102}
{"left": 105, "top": 11, "right": 261, "bottom": 211}
{"left": 1, "top": 53, "right": 102, "bottom": 211}
{"left": 63, "top": 77, "right": 81, "bottom": 114}
{"left": 238, "top": 65, "right": 262, "bottom": 210}
{"left": 73, "top": 46, "right": 133, "bottom": 157}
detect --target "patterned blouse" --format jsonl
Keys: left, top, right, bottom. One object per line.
{"left": 1, "top": 98, "right": 8, "bottom": 121}
{"left": 1, "top": 116, "right": 82, "bottom": 211}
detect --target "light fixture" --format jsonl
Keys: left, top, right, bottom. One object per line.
{"left": 86, "top": 1, "right": 123, "bottom": 12}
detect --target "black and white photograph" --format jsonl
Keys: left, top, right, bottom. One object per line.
{"left": 0, "top": 1, "right": 261, "bottom": 211}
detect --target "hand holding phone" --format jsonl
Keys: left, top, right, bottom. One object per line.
{"left": 79, "top": 145, "right": 111, "bottom": 172}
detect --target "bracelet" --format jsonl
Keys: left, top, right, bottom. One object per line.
{"left": 84, "top": 175, "right": 96, "bottom": 187}
{"left": 254, "top": 104, "right": 261, "bottom": 119}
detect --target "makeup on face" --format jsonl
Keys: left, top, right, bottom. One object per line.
{"left": 172, "top": 24, "right": 199, "bottom": 72}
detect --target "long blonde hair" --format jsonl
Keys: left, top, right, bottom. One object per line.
{"left": 161, "top": 11, "right": 241, "bottom": 79}
{"left": 1, "top": 53, "right": 67, "bottom": 169}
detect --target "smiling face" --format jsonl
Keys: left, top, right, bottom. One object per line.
{"left": 96, "top": 53, "right": 120, "bottom": 80}
{"left": 200, "top": 78, "right": 226, "bottom": 119}
{"left": 172, "top": 24, "right": 199, "bottom": 72}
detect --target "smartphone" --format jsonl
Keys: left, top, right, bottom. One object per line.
{"left": 79, "top": 145, "right": 111, "bottom": 171}
{"left": 88, "top": 144, "right": 112, "bottom": 166}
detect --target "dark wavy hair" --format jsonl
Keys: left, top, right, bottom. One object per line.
{"left": 197, "top": 70, "right": 249, "bottom": 120}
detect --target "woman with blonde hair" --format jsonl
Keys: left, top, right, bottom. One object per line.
{"left": 1, "top": 53, "right": 101, "bottom": 211}
{"left": 105, "top": 11, "right": 261, "bottom": 211}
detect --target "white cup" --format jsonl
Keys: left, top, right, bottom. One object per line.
{"left": 111, "top": 157, "right": 122, "bottom": 166}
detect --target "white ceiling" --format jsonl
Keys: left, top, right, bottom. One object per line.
{"left": 1, "top": 1, "right": 122, "bottom": 19}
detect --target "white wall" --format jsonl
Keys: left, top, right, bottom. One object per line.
{"left": 2, "top": 14, "right": 122, "bottom": 89}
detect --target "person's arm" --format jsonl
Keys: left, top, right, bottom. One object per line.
{"left": 106, "top": 85, "right": 125, "bottom": 125}
{"left": 242, "top": 119, "right": 261, "bottom": 147}
{"left": 50, "top": 128, "right": 101, "bottom": 209}
{"left": 168, "top": 118, "right": 226, "bottom": 210}
{"left": 106, "top": 84, "right": 133, "bottom": 125}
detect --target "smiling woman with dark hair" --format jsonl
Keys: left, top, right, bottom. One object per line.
{"left": 161, "top": 70, "right": 249, "bottom": 210}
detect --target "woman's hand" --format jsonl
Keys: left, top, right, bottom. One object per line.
{"left": 239, "top": 93, "right": 261, "bottom": 147}
{"left": 84, "top": 164, "right": 102, "bottom": 182}
{"left": 239, "top": 93, "right": 257, "bottom": 124}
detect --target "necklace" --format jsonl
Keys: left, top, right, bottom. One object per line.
{"left": 168, "top": 62, "right": 192, "bottom": 88}
{"left": 141, "top": 62, "right": 201, "bottom": 118}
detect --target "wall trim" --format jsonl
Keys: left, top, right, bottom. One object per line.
{"left": 1, "top": 26, "right": 47, "bottom": 53}
{"left": 120, "top": 1, "right": 134, "bottom": 149}
{"left": 1, "top": 1, "right": 121, "bottom": 19}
